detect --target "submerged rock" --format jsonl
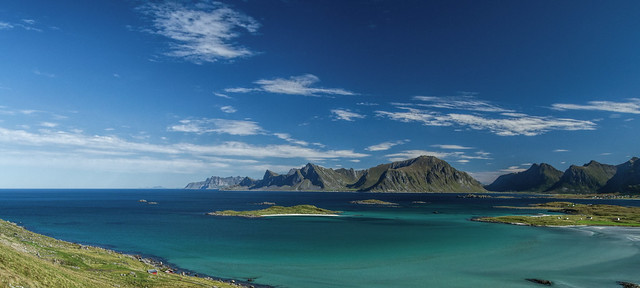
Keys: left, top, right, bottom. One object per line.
{"left": 526, "top": 278, "right": 552, "bottom": 286}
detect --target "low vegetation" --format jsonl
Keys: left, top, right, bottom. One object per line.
{"left": 208, "top": 205, "right": 340, "bottom": 217}
{"left": 476, "top": 202, "right": 640, "bottom": 227}
{"left": 349, "top": 199, "right": 398, "bottom": 205}
{"left": 0, "top": 219, "right": 243, "bottom": 287}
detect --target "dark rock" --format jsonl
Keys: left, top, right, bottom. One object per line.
{"left": 617, "top": 281, "right": 640, "bottom": 288}
{"left": 526, "top": 278, "right": 552, "bottom": 286}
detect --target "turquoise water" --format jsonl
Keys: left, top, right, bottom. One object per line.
{"left": 1, "top": 190, "right": 639, "bottom": 287}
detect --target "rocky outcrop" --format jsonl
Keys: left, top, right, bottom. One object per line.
{"left": 184, "top": 176, "right": 245, "bottom": 189}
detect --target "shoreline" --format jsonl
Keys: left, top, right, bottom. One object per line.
{"left": 0, "top": 218, "right": 272, "bottom": 288}
{"left": 262, "top": 213, "right": 341, "bottom": 217}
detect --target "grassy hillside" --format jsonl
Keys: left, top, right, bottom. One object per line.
{"left": 0, "top": 219, "right": 242, "bottom": 288}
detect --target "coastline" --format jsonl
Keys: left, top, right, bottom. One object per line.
{"left": 0, "top": 218, "right": 270, "bottom": 288}
{"left": 262, "top": 213, "right": 341, "bottom": 217}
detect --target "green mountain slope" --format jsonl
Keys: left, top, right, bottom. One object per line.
{"left": 601, "top": 157, "right": 640, "bottom": 194}
{"left": 547, "top": 160, "right": 617, "bottom": 193}
{"left": 485, "top": 163, "right": 562, "bottom": 192}
{"left": 225, "top": 156, "right": 485, "bottom": 192}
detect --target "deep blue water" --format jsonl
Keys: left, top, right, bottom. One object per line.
{"left": 1, "top": 189, "right": 640, "bottom": 288}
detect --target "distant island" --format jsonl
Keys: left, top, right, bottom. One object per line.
{"left": 350, "top": 199, "right": 398, "bottom": 205}
{"left": 207, "top": 205, "right": 341, "bottom": 218}
{"left": 475, "top": 202, "right": 640, "bottom": 227}
{"left": 188, "top": 156, "right": 485, "bottom": 193}
{"left": 185, "top": 156, "right": 640, "bottom": 195}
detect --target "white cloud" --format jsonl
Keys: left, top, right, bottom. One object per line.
{"left": 366, "top": 139, "right": 409, "bottom": 151}
{"left": 457, "top": 159, "right": 470, "bottom": 163}
{"left": 220, "top": 106, "right": 237, "bottom": 113}
{"left": 226, "top": 74, "right": 355, "bottom": 97}
{"left": 33, "top": 69, "right": 55, "bottom": 78}
{"left": 168, "top": 118, "right": 263, "bottom": 135}
{"left": 376, "top": 107, "right": 596, "bottom": 136}
{"left": 274, "top": 133, "right": 309, "bottom": 146}
{"left": 431, "top": 144, "right": 473, "bottom": 150}
{"left": 0, "top": 22, "right": 13, "bottom": 30}
{"left": 553, "top": 149, "right": 569, "bottom": 152}
{"left": 331, "top": 109, "right": 366, "bottom": 121}
{"left": 551, "top": 98, "right": 640, "bottom": 114}
{"left": 40, "top": 122, "right": 58, "bottom": 128}
{"left": 0, "top": 126, "right": 369, "bottom": 170}
{"left": 356, "top": 102, "right": 379, "bottom": 106}
{"left": 213, "top": 92, "right": 233, "bottom": 99}
{"left": 139, "top": 1, "right": 259, "bottom": 63}
{"left": 413, "top": 95, "right": 513, "bottom": 113}
{"left": 224, "top": 87, "right": 256, "bottom": 93}
{"left": 503, "top": 166, "right": 527, "bottom": 173}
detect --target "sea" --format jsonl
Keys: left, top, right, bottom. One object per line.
{"left": 1, "top": 189, "right": 639, "bottom": 288}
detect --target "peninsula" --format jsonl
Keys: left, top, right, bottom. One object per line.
{"left": 475, "top": 202, "right": 640, "bottom": 227}
{"left": 207, "top": 205, "right": 340, "bottom": 218}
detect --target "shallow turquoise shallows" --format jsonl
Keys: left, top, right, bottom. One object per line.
{"left": 1, "top": 190, "right": 639, "bottom": 288}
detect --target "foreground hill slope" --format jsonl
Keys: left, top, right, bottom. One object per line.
{"left": 0, "top": 219, "right": 239, "bottom": 288}
{"left": 224, "top": 156, "right": 486, "bottom": 192}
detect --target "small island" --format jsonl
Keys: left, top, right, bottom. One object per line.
{"left": 350, "top": 199, "right": 398, "bottom": 206}
{"left": 207, "top": 205, "right": 340, "bottom": 218}
{"left": 475, "top": 202, "right": 640, "bottom": 227}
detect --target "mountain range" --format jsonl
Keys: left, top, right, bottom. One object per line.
{"left": 186, "top": 156, "right": 485, "bottom": 192}
{"left": 185, "top": 156, "right": 640, "bottom": 194}
{"left": 485, "top": 157, "right": 640, "bottom": 194}
{"left": 184, "top": 176, "right": 245, "bottom": 190}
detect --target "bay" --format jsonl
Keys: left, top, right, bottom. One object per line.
{"left": 1, "top": 189, "right": 639, "bottom": 287}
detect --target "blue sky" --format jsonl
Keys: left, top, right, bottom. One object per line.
{"left": 1, "top": 0, "right": 639, "bottom": 188}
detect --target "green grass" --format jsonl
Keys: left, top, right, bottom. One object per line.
{"left": 349, "top": 199, "right": 398, "bottom": 205}
{"left": 477, "top": 202, "right": 640, "bottom": 227}
{"left": 208, "top": 204, "right": 340, "bottom": 217}
{"left": 0, "top": 219, "right": 243, "bottom": 288}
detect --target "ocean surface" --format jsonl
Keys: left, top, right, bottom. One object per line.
{"left": 1, "top": 189, "right": 639, "bottom": 288}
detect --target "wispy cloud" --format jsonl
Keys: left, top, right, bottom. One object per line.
{"left": 553, "top": 149, "right": 569, "bottom": 152}
{"left": 0, "top": 125, "right": 369, "bottom": 174}
{"left": 33, "top": 69, "right": 56, "bottom": 78}
{"left": 274, "top": 133, "right": 309, "bottom": 146}
{"left": 0, "top": 19, "right": 43, "bottom": 32}
{"left": 376, "top": 107, "right": 596, "bottom": 136}
{"left": 551, "top": 98, "right": 640, "bottom": 114}
{"left": 431, "top": 144, "right": 473, "bottom": 150}
{"left": 225, "top": 74, "right": 355, "bottom": 97}
{"left": 220, "top": 106, "right": 237, "bottom": 113}
{"left": 168, "top": 118, "right": 263, "bottom": 135}
{"left": 331, "top": 109, "right": 365, "bottom": 121}
{"left": 413, "top": 95, "right": 513, "bottom": 113}
{"left": 138, "top": 1, "right": 260, "bottom": 63}
{"left": 366, "top": 139, "right": 409, "bottom": 151}
{"left": 0, "top": 22, "right": 13, "bottom": 30}
{"left": 213, "top": 92, "right": 233, "bottom": 99}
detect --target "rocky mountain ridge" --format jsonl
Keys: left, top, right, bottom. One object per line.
{"left": 224, "top": 156, "right": 486, "bottom": 192}
{"left": 485, "top": 157, "right": 640, "bottom": 194}
{"left": 184, "top": 176, "right": 245, "bottom": 189}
